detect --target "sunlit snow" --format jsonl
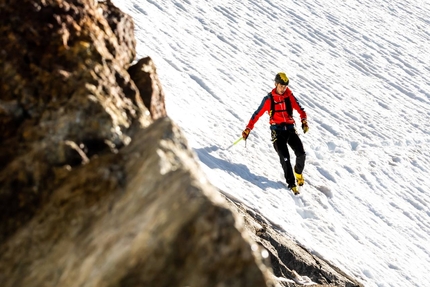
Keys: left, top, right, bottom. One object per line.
{"left": 112, "top": 1, "right": 430, "bottom": 286}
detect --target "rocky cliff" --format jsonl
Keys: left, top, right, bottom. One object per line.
{"left": 0, "top": 1, "right": 363, "bottom": 286}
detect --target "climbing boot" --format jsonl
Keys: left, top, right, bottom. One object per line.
{"left": 294, "top": 172, "right": 304, "bottom": 186}
{"left": 290, "top": 185, "right": 300, "bottom": 195}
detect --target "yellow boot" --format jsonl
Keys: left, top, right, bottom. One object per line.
{"left": 295, "top": 172, "right": 304, "bottom": 186}
{"left": 291, "top": 186, "right": 300, "bottom": 195}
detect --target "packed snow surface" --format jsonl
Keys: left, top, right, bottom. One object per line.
{"left": 113, "top": 0, "right": 430, "bottom": 286}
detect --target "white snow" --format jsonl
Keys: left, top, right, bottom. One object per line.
{"left": 112, "top": 0, "right": 430, "bottom": 286}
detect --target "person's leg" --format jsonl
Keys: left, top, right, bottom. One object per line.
{"left": 272, "top": 130, "right": 295, "bottom": 188}
{"left": 287, "top": 130, "right": 306, "bottom": 173}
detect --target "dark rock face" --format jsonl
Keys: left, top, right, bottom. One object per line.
{"left": 0, "top": 0, "right": 364, "bottom": 286}
{"left": 128, "top": 57, "right": 167, "bottom": 121}
{"left": 0, "top": 0, "right": 149, "bottom": 242}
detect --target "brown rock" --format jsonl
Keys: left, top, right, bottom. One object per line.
{"left": 0, "top": 118, "right": 273, "bottom": 287}
{"left": 129, "top": 57, "right": 167, "bottom": 120}
{"left": 0, "top": 0, "right": 149, "bottom": 242}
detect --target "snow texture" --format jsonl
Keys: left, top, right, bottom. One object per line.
{"left": 112, "top": 0, "right": 430, "bottom": 286}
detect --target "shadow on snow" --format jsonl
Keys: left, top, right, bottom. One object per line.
{"left": 194, "top": 145, "right": 284, "bottom": 191}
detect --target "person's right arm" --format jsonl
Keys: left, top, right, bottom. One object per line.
{"left": 242, "top": 95, "right": 271, "bottom": 139}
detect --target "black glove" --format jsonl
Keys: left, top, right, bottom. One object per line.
{"left": 242, "top": 127, "right": 251, "bottom": 140}
{"left": 301, "top": 119, "right": 309, "bottom": 133}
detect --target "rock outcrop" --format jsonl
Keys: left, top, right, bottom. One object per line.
{"left": 223, "top": 197, "right": 364, "bottom": 287}
{"left": 0, "top": 0, "right": 148, "bottom": 243}
{"left": 0, "top": 116, "right": 273, "bottom": 287}
{"left": 0, "top": 0, "right": 363, "bottom": 286}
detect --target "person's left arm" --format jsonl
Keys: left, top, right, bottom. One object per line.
{"left": 290, "top": 93, "right": 307, "bottom": 120}
{"left": 290, "top": 93, "right": 309, "bottom": 133}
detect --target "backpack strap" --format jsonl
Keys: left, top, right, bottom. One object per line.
{"left": 269, "top": 93, "right": 292, "bottom": 120}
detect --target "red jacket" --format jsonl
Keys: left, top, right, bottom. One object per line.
{"left": 246, "top": 88, "right": 307, "bottom": 130}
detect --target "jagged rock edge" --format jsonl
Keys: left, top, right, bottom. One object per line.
{"left": 218, "top": 189, "right": 364, "bottom": 287}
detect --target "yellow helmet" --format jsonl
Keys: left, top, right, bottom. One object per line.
{"left": 274, "top": 72, "right": 289, "bottom": 85}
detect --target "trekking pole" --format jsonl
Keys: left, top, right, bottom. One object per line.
{"left": 232, "top": 137, "right": 243, "bottom": 146}
{"left": 226, "top": 136, "right": 244, "bottom": 150}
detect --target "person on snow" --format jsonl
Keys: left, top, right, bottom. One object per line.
{"left": 242, "top": 72, "right": 309, "bottom": 195}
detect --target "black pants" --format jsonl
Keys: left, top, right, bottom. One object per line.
{"left": 271, "top": 128, "right": 306, "bottom": 188}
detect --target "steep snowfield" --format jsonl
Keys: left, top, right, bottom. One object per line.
{"left": 112, "top": 1, "right": 430, "bottom": 286}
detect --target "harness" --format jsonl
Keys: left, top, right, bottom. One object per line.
{"left": 268, "top": 93, "right": 292, "bottom": 119}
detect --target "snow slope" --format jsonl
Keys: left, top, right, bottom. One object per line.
{"left": 112, "top": 0, "right": 430, "bottom": 286}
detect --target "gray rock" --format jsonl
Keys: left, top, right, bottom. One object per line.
{"left": 223, "top": 196, "right": 364, "bottom": 287}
